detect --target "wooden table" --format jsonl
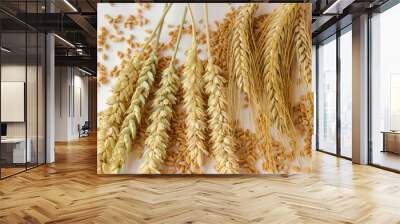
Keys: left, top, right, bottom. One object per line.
{"left": 381, "top": 131, "right": 400, "bottom": 154}
{"left": 1, "top": 138, "right": 31, "bottom": 164}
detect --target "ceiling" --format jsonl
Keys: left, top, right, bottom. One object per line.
{"left": 0, "top": 0, "right": 394, "bottom": 75}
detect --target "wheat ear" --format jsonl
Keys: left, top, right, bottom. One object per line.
{"left": 140, "top": 7, "right": 187, "bottom": 174}
{"left": 106, "top": 4, "right": 171, "bottom": 173}
{"left": 182, "top": 4, "right": 208, "bottom": 173}
{"left": 294, "top": 5, "right": 312, "bottom": 87}
{"left": 98, "top": 53, "right": 140, "bottom": 173}
{"left": 98, "top": 4, "right": 174, "bottom": 173}
{"left": 203, "top": 4, "right": 239, "bottom": 174}
{"left": 259, "top": 4, "right": 298, "bottom": 135}
{"left": 294, "top": 5, "right": 313, "bottom": 155}
{"left": 227, "top": 3, "right": 258, "bottom": 121}
{"left": 252, "top": 5, "right": 299, "bottom": 173}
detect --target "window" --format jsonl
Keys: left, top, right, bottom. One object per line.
{"left": 370, "top": 3, "right": 400, "bottom": 171}
{"left": 317, "top": 36, "right": 337, "bottom": 154}
{"left": 339, "top": 28, "right": 352, "bottom": 158}
{"left": 0, "top": 1, "right": 47, "bottom": 179}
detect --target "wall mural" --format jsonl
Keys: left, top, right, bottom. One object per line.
{"left": 97, "top": 3, "right": 313, "bottom": 174}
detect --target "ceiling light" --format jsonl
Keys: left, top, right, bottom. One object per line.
{"left": 78, "top": 67, "right": 93, "bottom": 76}
{"left": 323, "top": 0, "right": 354, "bottom": 15}
{"left": 1, "top": 47, "right": 11, "bottom": 53}
{"left": 54, "top": 34, "right": 75, "bottom": 48}
{"left": 63, "top": 0, "right": 78, "bottom": 12}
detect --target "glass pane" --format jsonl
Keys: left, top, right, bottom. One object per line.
{"left": 318, "top": 37, "right": 337, "bottom": 154}
{"left": 1, "top": 31, "right": 27, "bottom": 177}
{"left": 340, "top": 29, "right": 352, "bottom": 158}
{"left": 371, "top": 3, "right": 400, "bottom": 171}
{"left": 27, "top": 31, "right": 38, "bottom": 169}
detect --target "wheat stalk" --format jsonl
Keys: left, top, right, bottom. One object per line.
{"left": 182, "top": 4, "right": 208, "bottom": 173}
{"left": 140, "top": 7, "right": 187, "bottom": 174}
{"left": 203, "top": 4, "right": 239, "bottom": 174}
{"left": 105, "top": 4, "right": 171, "bottom": 173}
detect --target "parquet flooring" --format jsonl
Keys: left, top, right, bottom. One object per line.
{"left": 1, "top": 134, "right": 400, "bottom": 224}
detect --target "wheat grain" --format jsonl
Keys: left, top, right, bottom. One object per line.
{"left": 210, "top": 9, "right": 236, "bottom": 82}
{"left": 234, "top": 125, "right": 258, "bottom": 173}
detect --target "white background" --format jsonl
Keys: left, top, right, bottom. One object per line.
{"left": 98, "top": 3, "right": 310, "bottom": 174}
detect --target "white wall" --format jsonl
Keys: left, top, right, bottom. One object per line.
{"left": 1, "top": 65, "right": 26, "bottom": 135}
{"left": 55, "top": 66, "right": 69, "bottom": 141}
{"left": 55, "top": 67, "right": 89, "bottom": 141}
{"left": 1, "top": 65, "right": 38, "bottom": 138}
{"left": 1, "top": 64, "right": 46, "bottom": 164}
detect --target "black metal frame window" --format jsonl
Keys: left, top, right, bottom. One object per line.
{"left": 315, "top": 24, "right": 353, "bottom": 161}
{"left": 0, "top": 0, "right": 47, "bottom": 180}
{"left": 367, "top": 0, "right": 400, "bottom": 173}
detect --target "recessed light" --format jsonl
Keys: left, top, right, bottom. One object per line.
{"left": 54, "top": 34, "right": 75, "bottom": 48}
{"left": 78, "top": 67, "right": 93, "bottom": 76}
{"left": 323, "top": 0, "right": 354, "bottom": 15}
{"left": 63, "top": 0, "right": 78, "bottom": 12}
{"left": 1, "top": 47, "right": 11, "bottom": 53}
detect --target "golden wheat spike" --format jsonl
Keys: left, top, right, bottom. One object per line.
{"left": 182, "top": 4, "right": 208, "bottom": 173}
{"left": 294, "top": 5, "right": 314, "bottom": 156}
{"left": 203, "top": 4, "right": 239, "bottom": 174}
{"left": 106, "top": 53, "right": 157, "bottom": 173}
{"left": 140, "top": 7, "right": 187, "bottom": 174}
{"left": 228, "top": 3, "right": 257, "bottom": 95}
{"left": 205, "top": 64, "right": 240, "bottom": 174}
{"left": 251, "top": 4, "right": 300, "bottom": 174}
{"left": 294, "top": 5, "right": 312, "bottom": 88}
{"left": 227, "top": 4, "right": 258, "bottom": 122}
{"left": 97, "top": 53, "right": 141, "bottom": 174}
{"left": 103, "top": 4, "right": 171, "bottom": 173}
{"left": 98, "top": 4, "right": 174, "bottom": 173}
{"left": 259, "top": 4, "right": 299, "bottom": 135}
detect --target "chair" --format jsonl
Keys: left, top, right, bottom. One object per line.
{"left": 79, "top": 121, "right": 90, "bottom": 138}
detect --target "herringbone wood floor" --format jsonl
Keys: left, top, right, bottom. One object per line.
{"left": 1, "top": 135, "right": 400, "bottom": 224}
